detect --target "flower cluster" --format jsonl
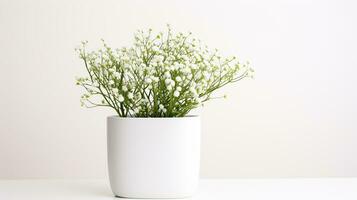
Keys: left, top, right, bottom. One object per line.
{"left": 76, "top": 26, "right": 253, "bottom": 117}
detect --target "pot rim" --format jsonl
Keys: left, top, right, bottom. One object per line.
{"left": 107, "top": 115, "right": 200, "bottom": 120}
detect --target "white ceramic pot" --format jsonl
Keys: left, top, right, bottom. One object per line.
{"left": 107, "top": 116, "right": 201, "bottom": 199}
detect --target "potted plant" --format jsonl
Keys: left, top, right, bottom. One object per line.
{"left": 75, "top": 25, "right": 253, "bottom": 198}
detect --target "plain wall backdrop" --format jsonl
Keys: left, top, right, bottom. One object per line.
{"left": 1, "top": 0, "right": 357, "bottom": 179}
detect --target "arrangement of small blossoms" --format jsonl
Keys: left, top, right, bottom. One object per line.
{"left": 76, "top": 26, "right": 253, "bottom": 117}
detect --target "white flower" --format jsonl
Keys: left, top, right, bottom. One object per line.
{"left": 190, "top": 86, "right": 197, "bottom": 94}
{"left": 145, "top": 77, "right": 152, "bottom": 84}
{"left": 141, "top": 98, "right": 148, "bottom": 104}
{"left": 203, "top": 71, "right": 210, "bottom": 80}
{"left": 118, "top": 95, "right": 124, "bottom": 102}
{"left": 113, "top": 88, "right": 119, "bottom": 93}
{"left": 109, "top": 80, "right": 115, "bottom": 85}
{"left": 165, "top": 79, "right": 172, "bottom": 85}
{"left": 113, "top": 72, "right": 120, "bottom": 79}
{"left": 151, "top": 76, "right": 159, "bottom": 82}
{"left": 153, "top": 40, "right": 161, "bottom": 46}
{"left": 176, "top": 86, "right": 182, "bottom": 92}
{"left": 175, "top": 63, "right": 184, "bottom": 69}
{"left": 182, "top": 55, "right": 189, "bottom": 61}
{"left": 167, "top": 85, "right": 173, "bottom": 91}
{"left": 175, "top": 76, "right": 182, "bottom": 82}
{"left": 169, "top": 65, "right": 175, "bottom": 71}
{"left": 122, "top": 86, "right": 128, "bottom": 92}
{"left": 152, "top": 55, "right": 164, "bottom": 63}
{"left": 127, "top": 92, "right": 134, "bottom": 99}
{"left": 123, "top": 63, "right": 130, "bottom": 69}
{"left": 173, "top": 62, "right": 179, "bottom": 68}
{"left": 191, "top": 64, "right": 198, "bottom": 69}
{"left": 122, "top": 55, "right": 129, "bottom": 60}
{"left": 158, "top": 104, "right": 167, "bottom": 113}
{"left": 186, "top": 73, "right": 193, "bottom": 79}
{"left": 164, "top": 71, "right": 171, "bottom": 79}
{"left": 152, "top": 46, "right": 160, "bottom": 51}
{"left": 182, "top": 67, "right": 191, "bottom": 74}
{"left": 174, "top": 90, "right": 180, "bottom": 97}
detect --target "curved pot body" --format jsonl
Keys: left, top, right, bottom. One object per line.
{"left": 107, "top": 116, "right": 201, "bottom": 198}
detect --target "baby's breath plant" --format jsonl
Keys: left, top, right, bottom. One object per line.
{"left": 76, "top": 26, "right": 253, "bottom": 117}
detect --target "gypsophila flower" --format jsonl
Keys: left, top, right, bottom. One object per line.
{"left": 174, "top": 91, "right": 180, "bottom": 97}
{"left": 164, "top": 71, "right": 171, "bottom": 79}
{"left": 158, "top": 104, "right": 167, "bottom": 113}
{"left": 113, "top": 72, "right": 120, "bottom": 79}
{"left": 175, "top": 76, "right": 182, "bottom": 82}
{"left": 152, "top": 46, "right": 160, "bottom": 52}
{"left": 76, "top": 25, "right": 253, "bottom": 117}
{"left": 127, "top": 92, "right": 134, "bottom": 99}
{"left": 165, "top": 79, "right": 172, "bottom": 85}
{"left": 145, "top": 77, "right": 152, "bottom": 84}
{"left": 118, "top": 95, "right": 124, "bottom": 102}
{"left": 152, "top": 76, "right": 159, "bottom": 82}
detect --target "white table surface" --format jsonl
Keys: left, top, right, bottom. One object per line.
{"left": 0, "top": 178, "right": 356, "bottom": 200}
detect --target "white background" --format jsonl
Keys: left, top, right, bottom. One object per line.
{"left": 0, "top": 0, "right": 356, "bottom": 179}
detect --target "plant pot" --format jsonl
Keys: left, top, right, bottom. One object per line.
{"left": 107, "top": 115, "right": 201, "bottom": 198}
